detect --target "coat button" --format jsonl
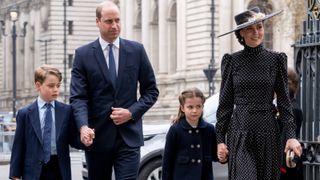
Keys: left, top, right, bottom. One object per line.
{"left": 195, "top": 129, "right": 199, "bottom": 133}
{"left": 197, "top": 144, "right": 200, "bottom": 148}
{"left": 188, "top": 130, "right": 192, "bottom": 134}
{"left": 192, "top": 159, "right": 195, "bottom": 163}
{"left": 197, "top": 159, "right": 201, "bottom": 163}
{"left": 190, "top": 144, "right": 195, "bottom": 148}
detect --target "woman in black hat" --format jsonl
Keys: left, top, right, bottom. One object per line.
{"left": 215, "top": 7, "right": 302, "bottom": 180}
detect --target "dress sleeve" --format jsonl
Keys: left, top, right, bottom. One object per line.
{"left": 216, "top": 54, "right": 234, "bottom": 144}
{"left": 275, "top": 53, "right": 296, "bottom": 140}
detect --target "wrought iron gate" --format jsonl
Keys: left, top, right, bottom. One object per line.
{"left": 293, "top": 1, "right": 320, "bottom": 179}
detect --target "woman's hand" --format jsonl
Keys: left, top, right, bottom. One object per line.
{"left": 217, "top": 143, "right": 229, "bottom": 163}
{"left": 285, "top": 138, "right": 302, "bottom": 157}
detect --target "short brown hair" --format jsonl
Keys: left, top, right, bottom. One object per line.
{"left": 34, "top": 64, "right": 62, "bottom": 84}
{"left": 287, "top": 68, "right": 299, "bottom": 98}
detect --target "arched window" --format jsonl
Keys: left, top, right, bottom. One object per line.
{"left": 248, "top": 0, "right": 273, "bottom": 49}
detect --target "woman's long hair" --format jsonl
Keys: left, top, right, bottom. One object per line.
{"left": 172, "top": 87, "right": 206, "bottom": 124}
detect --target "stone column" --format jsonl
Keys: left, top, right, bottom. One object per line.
{"left": 217, "top": 0, "right": 233, "bottom": 59}
{"left": 231, "top": 0, "right": 244, "bottom": 52}
{"left": 121, "top": 0, "right": 133, "bottom": 39}
{"left": 158, "top": 0, "right": 168, "bottom": 75}
{"left": 141, "top": 0, "right": 150, "bottom": 54}
{"left": 176, "top": 0, "right": 186, "bottom": 72}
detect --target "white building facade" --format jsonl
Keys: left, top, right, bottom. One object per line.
{"left": 0, "top": 0, "right": 305, "bottom": 122}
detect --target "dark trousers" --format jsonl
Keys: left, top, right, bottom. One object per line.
{"left": 85, "top": 135, "right": 140, "bottom": 180}
{"left": 40, "top": 155, "right": 62, "bottom": 180}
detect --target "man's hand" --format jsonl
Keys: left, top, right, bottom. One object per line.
{"left": 217, "top": 143, "right": 229, "bottom": 163}
{"left": 110, "top": 107, "right": 132, "bottom": 125}
{"left": 12, "top": 177, "right": 20, "bottom": 180}
{"left": 80, "top": 125, "right": 95, "bottom": 147}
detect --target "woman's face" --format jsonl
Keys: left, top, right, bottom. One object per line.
{"left": 240, "top": 22, "right": 264, "bottom": 47}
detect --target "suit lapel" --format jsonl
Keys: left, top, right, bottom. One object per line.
{"left": 93, "top": 39, "right": 113, "bottom": 85}
{"left": 115, "top": 38, "right": 127, "bottom": 95}
{"left": 29, "top": 101, "right": 43, "bottom": 144}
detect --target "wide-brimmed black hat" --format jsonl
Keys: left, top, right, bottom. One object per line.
{"left": 217, "top": 7, "right": 283, "bottom": 38}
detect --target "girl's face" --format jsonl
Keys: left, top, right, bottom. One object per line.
{"left": 240, "top": 22, "right": 264, "bottom": 47}
{"left": 181, "top": 97, "right": 203, "bottom": 123}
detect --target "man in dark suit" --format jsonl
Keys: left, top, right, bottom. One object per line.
{"left": 70, "top": 1, "right": 159, "bottom": 180}
{"left": 10, "top": 65, "right": 78, "bottom": 180}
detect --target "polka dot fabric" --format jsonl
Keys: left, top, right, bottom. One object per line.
{"left": 216, "top": 44, "right": 296, "bottom": 180}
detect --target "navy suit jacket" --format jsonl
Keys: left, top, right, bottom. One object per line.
{"left": 70, "top": 38, "right": 159, "bottom": 151}
{"left": 9, "top": 100, "right": 78, "bottom": 180}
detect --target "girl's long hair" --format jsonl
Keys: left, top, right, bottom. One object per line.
{"left": 172, "top": 87, "right": 206, "bottom": 124}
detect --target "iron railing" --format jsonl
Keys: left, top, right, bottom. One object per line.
{"left": 293, "top": 1, "right": 320, "bottom": 179}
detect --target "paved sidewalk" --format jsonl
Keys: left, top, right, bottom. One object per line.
{"left": 0, "top": 153, "right": 10, "bottom": 165}
{"left": 0, "top": 152, "right": 84, "bottom": 180}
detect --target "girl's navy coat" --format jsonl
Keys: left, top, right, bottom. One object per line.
{"left": 162, "top": 118, "right": 218, "bottom": 180}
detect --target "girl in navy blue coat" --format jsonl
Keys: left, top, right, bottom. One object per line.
{"left": 162, "top": 87, "right": 218, "bottom": 180}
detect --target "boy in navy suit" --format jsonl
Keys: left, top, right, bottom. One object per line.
{"left": 10, "top": 65, "right": 78, "bottom": 180}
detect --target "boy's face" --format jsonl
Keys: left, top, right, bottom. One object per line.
{"left": 35, "top": 74, "right": 61, "bottom": 102}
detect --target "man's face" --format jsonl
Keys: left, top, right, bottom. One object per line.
{"left": 96, "top": 5, "right": 121, "bottom": 43}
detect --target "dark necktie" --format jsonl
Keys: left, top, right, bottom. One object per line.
{"left": 43, "top": 103, "right": 52, "bottom": 163}
{"left": 108, "top": 44, "right": 117, "bottom": 88}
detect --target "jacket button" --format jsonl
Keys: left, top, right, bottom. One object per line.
{"left": 197, "top": 144, "right": 200, "bottom": 148}
{"left": 190, "top": 144, "right": 195, "bottom": 148}
{"left": 195, "top": 129, "right": 199, "bottom": 133}
{"left": 191, "top": 159, "right": 195, "bottom": 163}
{"left": 188, "top": 130, "right": 192, "bottom": 134}
{"left": 197, "top": 159, "right": 201, "bottom": 163}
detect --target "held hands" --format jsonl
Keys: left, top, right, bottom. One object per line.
{"left": 285, "top": 138, "right": 302, "bottom": 157}
{"left": 80, "top": 126, "right": 95, "bottom": 147}
{"left": 110, "top": 107, "right": 132, "bottom": 125}
{"left": 217, "top": 143, "right": 229, "bottom": 163}
{"left": 79, "top": 107, "right": 132, "bottom": 146}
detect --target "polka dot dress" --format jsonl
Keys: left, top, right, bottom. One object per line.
{"left": 215, "top": 44, "right": 296, "bottom": 180}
